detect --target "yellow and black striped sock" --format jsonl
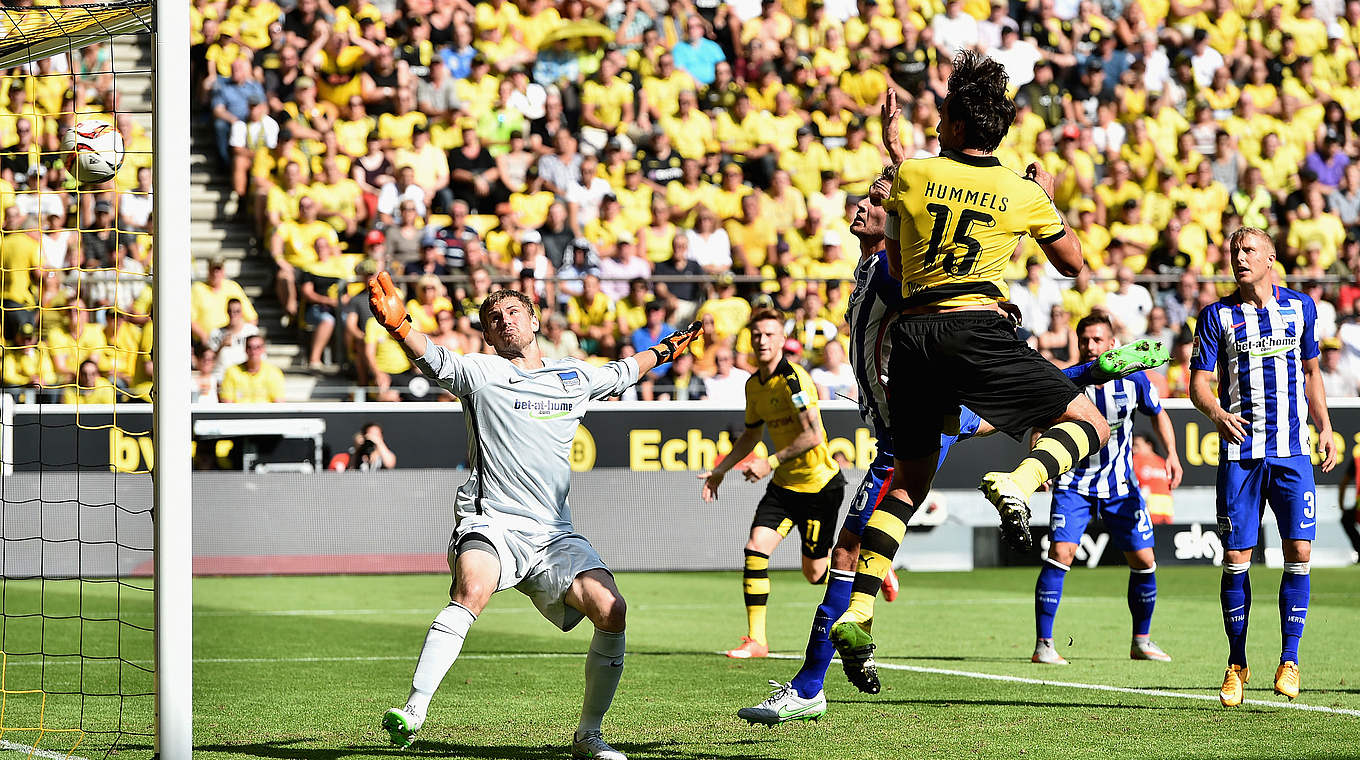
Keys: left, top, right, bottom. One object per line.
{"left": 843, "top": 495, "right": 917, "bottom": 624}
{"left": 743, "top": 549, "right": 771, "bottom": 645}
{"left": 1010, "top": 420, "right": 1103, "bottom": 497}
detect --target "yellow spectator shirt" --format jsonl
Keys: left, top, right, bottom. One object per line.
{"left": 364, "top": 317, "right": 412, "bottom": 375}
{"left": 884, "top": 151, "right": 1066, "bottom": 307}
{"left": 568, "top": 292, "right": 615, "bottom": 331}
{"left": 220, "top": 362, "right": 285, "bottom": 403}
{"left": 743, "top": 358, "right": 839, "bottom": 493}
{"left": 191, "top": 280, "right": 258, "bottom": 334}
{"left": 660, "top": 110, "right": 715, "bottom": 160}
{"left": 62, "top": 377, "right": 116, "bottom": 405}
{"left": 697, "top": 295, "right": 752, "bottom": 339}
{"left": 315, "top": 46, "right": 367, "bottom": 107}
{"left": 0, "top": 231, "right": 39, "bottom": 306}
{"left": 581, "top": 78, "right": 633, "bottom": 131}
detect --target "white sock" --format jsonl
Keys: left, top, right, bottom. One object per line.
{"left": 577, "top": 628, "right": 626, "bottom": 736}
{"left": 406, "top": 602, "right": 476, "bottom": 719}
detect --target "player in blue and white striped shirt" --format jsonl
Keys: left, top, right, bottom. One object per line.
{"left": 1032, "top": 313, "right": 1182, "bottom": 666}
{"left": 1190, "top": 227, "right": 1336, "bottom": 707}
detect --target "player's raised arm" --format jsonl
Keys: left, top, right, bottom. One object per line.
{"left": 369, "top": 271, "right": 488, "bottom": 395}
{"left": 1025, "top": 163, "right": 1083, "bottom": 277}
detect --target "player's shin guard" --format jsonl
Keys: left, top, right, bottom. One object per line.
{"left": 1009, "top": 421, "right": 1103, "bottom": 497}
{"left": 843, "top": 496, "right": 916, "bottom": 624}
{"left": 1279, "top": 562, "right": 1310, "bottom": 664}
{"left": 744, "top": 550, "right": 771, "bottom": 646}
{"left": 1128, "top": 565, "right": 1157, "bottom": 638}
{"left": 1221, "top": 562, "right": 1252, "bottom": 666}
{"left": 790, "top": 569, "right": 855, "bottom": 700}
{"left": 1035, "top": 558, "right": 1069, "bottom": 640}
{"left": 407, "top": 602, "right": 477, "bottom": 718}
{"left": 578, "top": 628, "right": 626, "bottom": 735}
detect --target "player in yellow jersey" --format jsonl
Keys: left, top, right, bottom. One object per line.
{"left": 831, "top": 53, "right": 1124, "bottom": 668}
{"left": 700, "top": 309, "right": 845, "bottom": 660}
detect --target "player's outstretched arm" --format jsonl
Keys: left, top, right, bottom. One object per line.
{"left": 742, "top": 407, "right": 825, "bottom": 483}
{"left": 1302, "top": 356, "right": 1338, "bottom": 472}
{"left": 700, "top": 426, "right": 762, "bottom": 502}
{"left": 1026, "top": 163, "right": 1084, "bottom": 277}
{"left": 881, "top": 89, "right": 906, "bottom": 166}
{"left": 637, "top": 320, "right": 702, "bottom": 377}
{"left": 368, "top": 271, "right": 430, "bottom": 359}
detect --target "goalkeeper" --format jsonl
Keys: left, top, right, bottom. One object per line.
{"left": 369, "top": 273, "right": 699, "bottom": 760}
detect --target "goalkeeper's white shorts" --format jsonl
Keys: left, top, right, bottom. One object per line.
{"left": 448, "top": 518, "right": 610, "bottom": 632}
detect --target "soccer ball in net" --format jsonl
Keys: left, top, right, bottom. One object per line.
{"left": 61, "top": 121, "right": 125, "bottom": 185}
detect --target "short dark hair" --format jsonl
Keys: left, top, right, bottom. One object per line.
{"left": 1075, "top": 312, "right": 1114, "bottom": 336}
{"left": 944, "top": 51, "right": 1015, "bottom": 152}
{"left": 748, "top": 307, "right": 785, "bottom": 331}
{"left": 478, "top": 288, "right": 536, "bottom": 330}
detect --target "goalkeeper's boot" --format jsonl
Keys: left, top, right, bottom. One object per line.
{"left": 737, "top": 681, "right": 827, "bottom": 726}
{"left": 725, "top": 636, "right": 769, "bottom": 659}
{"left": 382, "top": 706, "right": 424, "bottom": 749}
{"left": 571, "top": 730, "right": 627, "bottom": 760}
{"left": 882, "top": 566, "right": 900, "bottom": 603}
{"left": 979, "top": 472, "right": 1034, "bottom": 552}
{"left": 1219, "top": 664, "right": 1250, "bottom": 707}
{"left": 829, "top": 619, "right": 880, "bottom": 694}
{"left": 1274, "top": 661, "right": 1300, "bottom": 700}
{"left": 1031, "top": 639, "right": 1068, "bottom": 665}
{"left": 1093, "top": 339, "right": 1170, "bottom": 381}
{"left": 1130, "top": 637, "right": 1172, "bottom": 662}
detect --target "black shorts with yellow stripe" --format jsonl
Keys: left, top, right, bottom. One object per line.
{"left": 751, "top": 472, "right": 847, "bottom": 558}
{"left": 887, "top": 310, "right": 1080, "bottom": 459}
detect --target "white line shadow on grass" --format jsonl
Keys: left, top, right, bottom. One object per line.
{"left": 763, "top": 652, "right": 1360, "bottom": 718}
{"left": 0, "top": 738, "right": 94, "bottom": 760}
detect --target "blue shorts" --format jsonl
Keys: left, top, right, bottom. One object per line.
{"left": 843, "top": 409, "right": 980, "bottom": 537}
{"left": 1050, "top": 488, "right": 1154, "bottom": 552}
{"left": 1216, "top": 455, "right": 1318, "bottom": 550}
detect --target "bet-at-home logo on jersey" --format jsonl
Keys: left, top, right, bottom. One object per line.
{"left": 1231, "top": 333, "right": 1298, "bottom": 359}
{"left": 513, "top": 399, "right": 575, "bottom": 420}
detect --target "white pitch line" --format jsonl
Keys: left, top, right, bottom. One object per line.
{"left": 0, "top": 739, "right": 93, "bottom": 760}
{"left": 762, "top": 653, "right": 1360, "bottom": 718}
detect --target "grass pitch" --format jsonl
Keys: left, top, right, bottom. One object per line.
{"left": 6, "top": 566, "right": 1360, "bottom": 759}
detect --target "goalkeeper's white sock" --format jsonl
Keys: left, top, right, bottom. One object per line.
{"left": 406, "top": 602, "right": 476, "bottom": 720}
{"left": 577, "top": 628, "right": 626, "bottom": 736}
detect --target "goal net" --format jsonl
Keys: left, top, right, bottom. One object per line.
{"left": 0, "top": 3, "right": 172, "bottom": 758}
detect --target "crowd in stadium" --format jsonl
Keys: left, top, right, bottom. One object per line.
{"left": 181, "top": 0, "right": 1360, "bottom": 402}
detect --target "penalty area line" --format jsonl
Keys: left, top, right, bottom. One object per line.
{"left": 764, "top": 653, "right": 1360, "bottom": 718}
{"left": 1, "top": 739, "right": 95, "bottom": 760}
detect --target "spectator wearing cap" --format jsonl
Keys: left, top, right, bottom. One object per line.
{"left": 280, "top": 75, "right": 336, "bottom": 155}
{"left": 989, "top": 26, "right": 1044, "bottom": 88}
{"left": 191, "top": 258, "right": 258, "bottom": 347}
{"left": 673, "top": 15, "right": 727, "bottom": 86}
{"left": 1020, "top": 61, "right": 1065, "bottom": 129}
{"left": 210, "top": 57, "right": 265, "bottom": 163}
{"left": 76, "top": 201, "right": 117, "bottom": 268}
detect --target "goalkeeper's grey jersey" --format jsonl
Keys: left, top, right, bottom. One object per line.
{"left": 415, "top": 343, "right": 640, "bottom": 534}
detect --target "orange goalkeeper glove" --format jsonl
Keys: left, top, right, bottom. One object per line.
{"left": 649, "top": 320, "right": 702, "bottom": 364}
{"left": 368, "top": 271, "right": 412, "bottom": 340}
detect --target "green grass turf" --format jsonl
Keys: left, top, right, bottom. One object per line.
{"left": 4, "top": 566, "right": 1360, "bottom": 759}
